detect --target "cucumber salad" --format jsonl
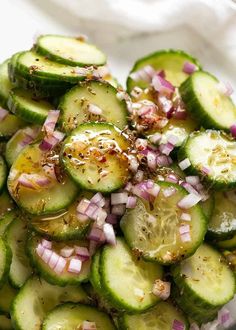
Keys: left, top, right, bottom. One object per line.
{"left": 0, "top": 34, "right": 235, "bottom": 330}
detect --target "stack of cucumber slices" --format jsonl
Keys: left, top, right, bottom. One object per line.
{"left": 0, "top": 34, "right": 235, "bottom": 330}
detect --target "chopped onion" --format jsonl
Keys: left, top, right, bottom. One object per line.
{"left": 163, "top": 187, "right": 177, "bottom": 197}
{"left": 0, "top": 108, "right": 8, "bottom": 121}
{"left": 156, "top": 155, "right": 171, "bottom": 166}
{"left": 178, "top": 158, "right": 191, "bottom": 170}
{"left": 111, "top": 192, "right": 128, "bottom": 205}
{"left": 18, "top": 173, "right": 50, "bottom": 189}
{"left": 48, "top": 252, "right": 60, "bottom": 269}
{"left": 128, "top": 155, "right": 139, "bottom": 172}
{"left": 172, "top": 319, "right": 185, "bottom": 330}
{"left": 152, "top": 74, "right": 175, "bottom": 96}
{"left": 41, "top": 239, "right": 52, "bottom": 249}
{"left": 181, "top": 182, "right": 201, "bottom": 196}
{"left": 88, "top": 103, "right": 102, "bottom": 115}
{"left": 132, "top": 183, "right": 150, "bottom": 201}
{"left": 77, "top": 199, "right": 90, "bottom": 215}
{"left": 190, "top": 322, "right": 200, "bottom": 330}
{"left": 130, "top": 65, "right": 156, "bottom": 82}
{"left": 36, "top": 243, "right": 44, "bottom": 257}
{"left": 217, "top": 81, "right": 233, "bottom": 96}
{"left": 230, "top": 124, "right": 236, "bottom": 138}
{"left": 166, "top": 174, "right": 178, "bottom": 184}
{"left": 135, "top": 138, "right": 148, "bottom": 150}
{"left": 149, "top": 132, "right": 162, "bottom": 145}
{"left": 183, "top": 61, "right": 197, "bottom": 74}
{"left": 202, "top": 166, "right": 210, "bottom": 175}
{"left": 146, "top": 183, "right": 161, "bottom": 197}
{"left": 40, "top": 130, "right": 65, "bottom": 151}
{"left": 60, "top": 246, "right": 74, "bottom": 258}
{"left": 180, "top": 232, "right": 191, "bottom": 242}
{"left": 77, "top": 213, "right": 89, "bottom": 222}
{"left": 103, "top": 223, "right": 116, "bottom": 246}
{"left": 124, "top": 182, "right": 133, "bottom": 192}
{"left": 126, "top": 196, "right": 137, "bottom": 208}
{"left": 152, "top": 279, "right": 171, "bottom": 300}
{"left": 42, "top": 110, "right": 60, "bottom": 135}
{"left": 167, "top": 135, "right": 179, "bottom": 146}
{"left": 134, "top": 288, "right": 145, "bottom": 300}
{"left": 134, "top": 170, "right": 144, "bottom": 183}
{"left": 74, "top": 246, "right": 90, "bottom": 261}
{"left": 68, "top": 258, "right": 82, "bottom": 274}
{"left": 89, "top": 240, "right": 98, "bottom": 256}
{"left": 105, "top": 214, "right": 118, "bottom": 225}
{"left": 158, "top": 95, "right": 173, "bottom": 114}
{"left": 82, "top": 320, "right": 97, "bottom": 330}
{"left": 54, "top": 256, "right": 66, "bottom": 274}
{"left": 159, "top": 142, "right": 174, "bottom": 156}
{"left": 179, "top": 224, "right": 190, "bottom": 235}
{"left": 186, "top": 176, "right": 200, "bottom": 186}
{"left": 42, "top": 164, "right": 57, "bottom": 180}
{"left": 90, "top": 192, "right": 105, "bottom": 208}
{"left": 180, "top": 213, "right": 191, "bottom": 221}
{"left": 131, "top": 86, "right": 143, "bottom": 99}
{"left": 111, "top": 204, "right": 126, "bottom": 216}
{"left": 147, "top": 151, "right": 157, "bottom": 170}
{"left": 217, "top": 307, "right": 233, "bottom": 328}
{"left": 173, "top": 109, "right": 187, "bottom": 120}
{"left": 96, "top": 208, "right": 108, "bottom": 227}
{"left": 88, "top": 226, "right": 104, "bottom": 242}
{"left": 41, "top": 248, "right": 53, "bottom": 263}
{"left": 178, "top": 193, "right": 201, "bottom": 209}
{"left": 85, "top": 203, "right": 99, "bottom": 218}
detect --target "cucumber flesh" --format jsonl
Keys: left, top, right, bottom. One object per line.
{"left": 0, "top": 238, "right": 11, "bottom": 288}
{"left": 42, "top": 303, "right": 115, "bottom": 330}
{"left": 120, "top": 181, "right": 206, "bottom": 264}
{"left": 100, "top": 238, "right": 163, "bottom": 312}
{"left": 0, "top": 108, "right": 25, "bottom": 141}
{"left": 0, "top": 156, "right": 7, "bottom": 194}
{"left": 11, "top": 276, "right": 89, "bottom": 330}
{"left": 61, "top": 122, "right": 130, "bottom": 192}
{"left": 59, "top": 80, "right": 128, "bottom": 133}
{"left": 36, "top": 34, "right": 107, "bottom": 67}
{"left": 201, "top": 194, "right": 214, "bottom": 221}
{"left": 0, "top": 191, "right": 15, "bottom": 219}
{"left": 0, "top": 211, "right": 17, "bottom": 236}
{"left": 216, "top": 234, "right": 236, "bottom": 250}
{"left": 8, "top": 143, "right": 79, "bottom": 215}
{"left": 0, "top": 281, "right": 17, "bottom": 314}
{"left": 0, "top": 314, "right": 12, "bottom": 330}
{"left": 5, "top": 218, "right": 32, "bottom": 288}
{"left": 0, "top": 59, "right": 13, "bottom": 106}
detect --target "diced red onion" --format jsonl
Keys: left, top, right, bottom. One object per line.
{"left": 186, "top": 176, "right": 200, "bottom": 186}
{"left": 131, "top": 86, "right": 143, "bottom": 99}
{"left": 217, "top": 81, "right": 233, "bottom": 97}
{"left": 96, "top": 209, "right": 108, "bottom": 226}
{"left": 156, "top": 155, "right": 171, "bottom": 167}
{"left": 183, "top": 61, "right": 197, "bottom": 74}
{"left": 217, "top": 307, "right": 233, "bottom": 328}
{"left": 90, "top": 192, "right": 105, "bottom": 208}
{"left": 158, "top": 95, "right": 173, "bottom": 114}
{"left": 178, "top": 158, "right": 191, "bottom": 170}
{"left": 137, "top": 103, "right": 156, "bottom": 117}
{"left": 77, "top": 199, "right": 90, "bottom": 215}
{"left": 82, "top": 321, "right": 97, "bottom": 330}
{"left": 178, "top": 193, "right": 202, "bottom": 209}
{"left": 88, "top": 103, "right": 102, "bottom": 115}
{"left": 36, "top": 243, "right": 44, "bottom": 257}
{"left": 18, "top": 173, "right": 50, "bottom": 189}
{"left": 152, "top": 74, "right": 175, "bottom": 96}
{"left": 105, "top": 214, "right": 118, "bottom": 225}
{"left": 111, "top": 204, "right": 126, "bottom": 216}
{"left": 39, "top": 130, "right": 65, "bottom": 151}
{"left": 146, "top": 183, "right": 161, "bottom": 197}
{"left": 159, "top": 142, "right": 174, "bottom": 156}
{"left": 181, "top": 182, "right": 201, "bottom": 196}
{"left": 60, "top": 246, "right": 74, "bottom": 258}
{"left": 172, "top": 319, "right": 185, "bottom": 330}
{"left": 202, "top": 166, "right": 210, "bottom": 175}
{"left": 17, "top": 174, "right": 36, "bottom": 189}
{"left": 149, "top": 132, "right": 162, "bottom": 145}
{"left": 74, "top": 246, "right": 90, "bottom": 261}
{"left": 124, "top": 182, "right": 133, "bottom": 192}
{"left": 41, "top": 239, "right": 52, "bottom": 249}
{"left": 0, "top": 108, "right": 8, "bottom": 121}
{"left": 126, "top": 196, "right": 137, "bottom": 208}
{"left": 179, "top": 224, "right": 190, "bottom": 235}
{"left": 68, "top": 258, "right": 82, "bottom": 274}
{"left": 134, "top": 170, "right": 144, "bottom": 183}
{"left": 129, "top": 65, "right": 156, "bottom": 82}
{"left": 147, "top": 151, "right": 157, "bottom": 170}
{"left": 173, "top": 109, "right": 187, "bottom": 120}
{"left": 167, "top": 135, "right": 179, "bottom": 146}
{"left": 132, "top": 183, "right": 150, "bottom": 201}
{"left": 103, "top": 223, "right": 116, "bottom": 246}
{"left": 135, "top": 138, "right": 148, "bottom": 150}
{"left": 146, "top": 180, "right": 154, "bottom": 189}
{"left": 54, "top": 256, "right": 66, "bottom": 274}
{"left": 190, "top": 322, "right": 200, "bottom": 330}
{"left": 180, "top": 232, "right": 191, "bottom": 242}
{"left": 111, "top": 192, "right": 128, "bottom": 205}
{"left": 41, "top": 248, "right": 53, "bottom": 263}
{"left": 48, "top": 252, "right": 60, "bottom": 269}
{"left": 230, "top": 124, "right": 236, "bottom": 138}
{"left": 128, "top": 155, "right": 139, "bottom": 172}
{"left": 163, "top": 187, "right": 177, "bottom": 197}
{"left": 20, "top": 133, "right": 34, "bottom": 147}
{"left": 180, "top": 213, "right": 191, "bottom": 221}
{"left": 89, "top": 240, "right": 98, "bottom": 256}
{"left": 43, "top": 110, "right": 60, "bottom": 135}
{"left": 85, "top": 203, "right": 99, "bottom": 218}
{"left": 147, "top": 214, "right": 156, "bottom": 223}
{"left": 166, "top": 174, "right": 178, "bottom": 184}
{"left": 152, "top": 279, "right": 171, "bottom": 300}
{"left": 77, "top": 213, "right": 89, "bottom": 222}
{"left": 88, "top": 226, "right": 104, "bottom": 242}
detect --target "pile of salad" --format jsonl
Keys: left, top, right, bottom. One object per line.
{"left": 0, "top": 34, "right": 235, "bottom": 330}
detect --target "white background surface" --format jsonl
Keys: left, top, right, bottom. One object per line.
{"left": 1, "top": 0, "right": 236, "bottom": 325}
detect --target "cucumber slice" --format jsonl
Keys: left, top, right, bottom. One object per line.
{"left": 0, "top": 211, "right": 17, "bottom": 236}
{"left": 179, "top": 130, "right": 236, "bottom": 189}
{"left": 216, "top": 234, "right": 236, "bottom": 250}
{"left": 7, "top": 88, "right": 53, "bottom": 124}
{"left": 27, "top": 235, "right": 90, "bottom": 286}
{"left": 90, "top": 250, "right": 103, "bottom": 294}
{"left": 42, "top": 302, "right": 115, "bottom": 330}
{"left": 207, "top": 192, "right": 236, "bottom": 240}
{"left": 0, "top": 108, "right": 25, "bottom": 141}
{"left": 5, "top": 218, "right": 32, "bottom": 288}
{"left": 8, "top": 143, "right": 79, "bottom": 215}
{"left": 0, "top": 238, "right": 11, "bottom": 288}
{"left": 179, "top": 71, "right": 236, "bottom": 131}
{"left": 0, "top": 59, "right": 13, "bottom": 107}
{"left": 120, "top": 181, "right": 206, "bottom": 264}
{"left": 0, "top": 156, "right": 7, "bottom": 193}
{"left": 35, "top": 34, "right": 107, "bottom": 67}
{"left": 59, "top": 80, "right": 128, "bottom": 133}
{"left": 61, "top": 122, "right": 130, "bottom": 192}
{"left": 118, "top": 301, "right": 189, "bottom": 330}
{"left": 5, "top": 126, "right": 40, "bottom": 166}
{"left": 171, "top": 243, "right": 236, "bottom": 308}
{"left": 0, "top": 314, "right": 12, "bottom": 330}
{"left": 0, "top": 191, "right": 15, "bottom": 219}
{"left": 100, "top": 238, "right": 163, "bottom": 312}
{"left": 201, "top": 194, "right": 214, "bottom": 221}
{"left": 0, "top": 281, "right": 17, "bottom": 314}
{"left": 11, "top": 276, "right": 89, "bottom": 330}
{"left": 127, "top": 49, "right": 200, "bottom": 92}
{"left": 29, "top": 193, "right": 92, "bottom": 241}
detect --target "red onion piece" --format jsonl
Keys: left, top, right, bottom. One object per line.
{"left": 152, "top": 74, "right": 175, "bottom": 96}
{"left": 179, "top": 224, "right": 190, "bottom": 235}
{"left": 126, "top": 196, "right": 137, "bottom": 208}
{"left": 18, "top": 173, "right": 51, "bottom": 189}
{"left": 88, "top": 103, "right": 102, "bottom": 115}
{"left": 132, "top": 183, "right": 150, "bottom": 201}
{"left": 230, "top": 123, "right": 236, "bottom": 137}
{"left": 54, "top": 256, "right": 66, "bottom": 274}
{"left": 111, "top": 192, "right": 128, "bottom": 205}
{"left": 124, "top": 182, "right": 133, "bottom": 192}
{"left": 181, "top": 182, "right": 201, "bottom": 196}
{"left": 217, "top": 307, "right": 232, "bottom": 328}
{"left": 172, "top": 319, "right": 185, "bottom": 330}
{"left": 134, "top": 170, "right": 144, "bottom": 183}
{"left": 185, "top": 176, "right": 200, "bottom": 186}
{"left": 111, "top": 204, "right": 126, "bottom": 216}
{"left": 85, "top": 203, "right": 99, "bottom": 218}
{"left": 167, "top": 135, "right": 179, "bottom": 146}
{"left": 68, "top": 258, "right": 82, "bottom": 274}
{"left": 135, "top": 138, "right": 148, "bottom": 150}
{"left": 217, "top": 81, "right": 234, "bottom": 97}
{"left": 103, "top": 223, "right": 116, "bottom": 246}
{"left": 202, "top": 166, "right": 210, "bottom": 175}
{"left": 131, "top": 86, "right": 143, "bottom": 99}
{"left": 39, "top": 130, "right": 65, "bottom": 151}
{"left": 159, "top": 142, "right": 174, "bottom": 156}
{"left": 88, "top": 226, "right": 104, "bottom": 242}
{"left": 60, "top": 246, "right": 74, "bottom": 258}
{"left": 43, "top": 110, "right": 60, "bottom": 135}
{"left": 41, "top": 248, "right": 53, "bottom": 263}
{"left": 180, "top": 232, "right": 191, "bottom": 242}
{"left": 82, "top": 321, "right": 97, "bottom": 330}
{"left": 180, "top": 213, "right": 191, "bottom": 221}
{"left": 166, "top": 174, "right": 178, "bottom": 184}
{"left": 149, "top": 132, "right": 162, "bottom": 145}
{"left": 0, "top": 108, "right": 8, "bottom": 121}
{"left": 41, "top": 239, "right": 52, "bottom": 249}
{"left": 158, "top": 95, "right": 173, "bottom": 114}
{"left": 152, "top": 279, "right": 171, "bottom": 300}
{"left": 48, "top": 252, "right": 60, "bottom": 269}
{"left": 156, "top": 155, "right": 171, "bottom": 167}
{"left": 178, "top": 158, "right": 191, "bottom": 170}
{"left": 105, "top": 214, "right": 118, "bottom": 225}
{"left": 163, "top": 187, "right": 177, "bottom": 197}
{"left": 74, "top": 246, "right": 90, "bottom": 261}
{"left": 189, "top": 323, "right": 200, "bottom": 330}
{"left": 128, "top": 155, "right": 139, "bottom": 172}
{"left": 129, "top": 65, "right": 156, "bottom": 82}
{"left": 147, "top": 151, "right": 157, "bottom": 170}
{"left": 36, "top": 243, "right": 44, "bottom": 257}
{"left": 183, "top": 61, "right": 197, "bottom": 74}
{"left": 177, "top": 193, "right": 201, "bottom": 209}
{"left": 173, "top": 109, "right": 187, "bottom": 120}
{"left": 77, "top": 199, "right": 90, "bottom": 215}
{"left": 146, "top": 183, "right": 161, "bottom": 197}
{"left": 90, "top": 192, "right": 105, "bottom": 208}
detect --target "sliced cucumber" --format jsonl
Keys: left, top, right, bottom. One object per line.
{"left": 216, "top": 234, "right": 236, "bottom": 250}
{"left": 207, "top": 192, "right": 236, "bottom": 240}
{"left": 171, "top": 243, "right": 236, "bottom": 308}
{"left": 0, "top": 281, "right": 17, "bottom": 314}
{"left": 35, "top": 34, "right": 106, "bottom": 67}
{"left": 201, "top": 194, "right": 214, "bottom": 221}
{"left": 0, "top": 59, "right": 13, "bottom": 106}
{"left": 29, "top": 193, "right": 92, "bottom": 241}
{"left": 42, "top": 303, "right": 115, "bottom": 330}
{"left": 118, "top": 301, "right": 189, "bottom": 330}
{"left": 0, "top": 156, "right": 7, "bottom": 193}
{"left": 11, "top": 276, "right": 89, "bottom": 330}
{"left": 5, "top": 126, "right": 40, "bottom": 166}
{"left": 0, "top": 211, "right": 17, "bottom": 236}
{"left": 0, "top": 108, "right": 25, "bottom": 141}
{"left": 127, "top": 49, "right": 200, "bottom": 92}
{"left": 27, "top": 235, "right": 90, "bottom": 286}
{"left": 0, "top": 314, "right": 12, "bottom": 330}
{"left": 59, "top": 80, "right": 128, "bottom": 133}
{"left": 179, "top": 130, "right": 236, "bottom": 189}
{"left": 100, "top": 238, "right": 163, "bottom": 312}
{"left": 0, "top": 238, "right": 11, "bottom": 288}
{"left": 179, "top": 71, "right": 236, "bottom": 131}
{"left": 5, "top": 218, "right": 32, "bottom": 288}
{"left": 7, "top": 88, "right": 53, "bottom": 124}
{"left": 61, "top": 122, "right": 130, "bottom": 192}
{"left": 8, "top": 142, "right": 79, "bottom": 215}
{"left": 0, "top": 191, "right": 15, "bottom": 218}
{"left": 121, "top": 181, "right": 206, "bottom": 264}
{"left": 90, "top": 250, "right": 103, "bottom": 294}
